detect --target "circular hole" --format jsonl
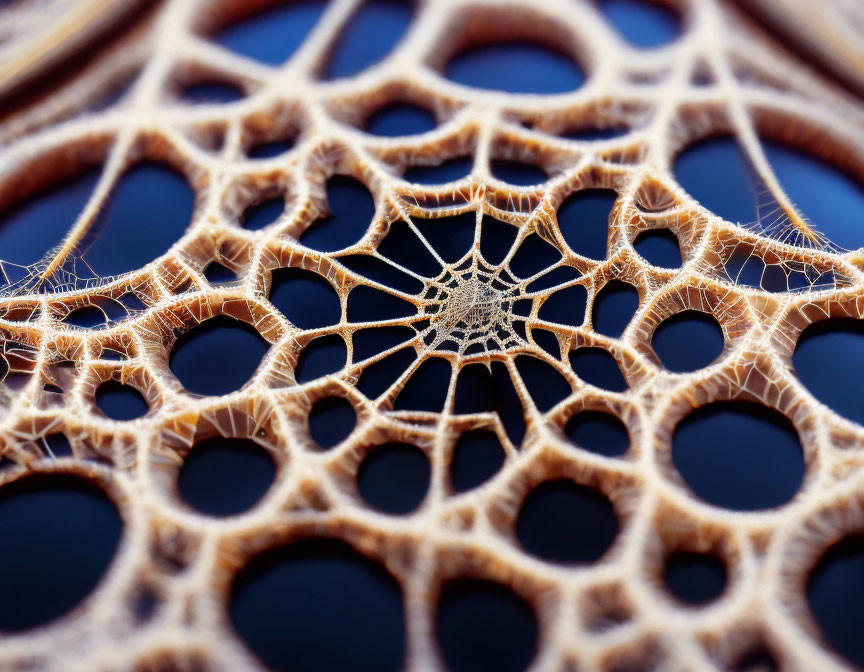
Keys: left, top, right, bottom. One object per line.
{"left": 436, "top": 577, "right": 538, "bottom": 672}
{"left": 308, "top": 397, "right": 356, "bottom": 449}
{"left": 663, "top": 550, "right": 727, "bottom": 606}
{"left": 450, "top": 429, "right": 506, "bottom": 493}
{"left": 178, "top": 437, "right": 276, "bottom": 516}
{"left": 652, "top": 310, "right": 724, "bottom": 373}
{"left": 0, "top": 473, "right": 122, "bottom": 631}
{"left": 807, "top": 533, "right": 864, "bottom": 668}
{"left": 633, "top": 228, "right": 682, "bottom": 268}
{"left": 671, "top": 401, "right": 804, "bottom": 510}
{"left": 516, "top": 479, "right": 619, "bottom": 564}
{"left": 95, "top": 380, "right": 148, "bottom": 420}
{"left": 357, "top": 442, "right": 430, "bottom": 515}
{"left": 793, "top": 318, "right": 864, "bottom": 426}
{"left": 170, "top": 316, "right": 270, "bottom": 396}
{"left": 564, "top": 410, "right": 629, "bottom": 457}
{"left": 230, "top": 538, "right": 405, "bottom": 672}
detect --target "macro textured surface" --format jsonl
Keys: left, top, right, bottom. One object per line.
{"left": 2, "top": 0, "right": 864, "bottom": 670}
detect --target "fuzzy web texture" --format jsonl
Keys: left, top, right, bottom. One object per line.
{"left": 2, "top": 0, "right": 864, "bottom": 670}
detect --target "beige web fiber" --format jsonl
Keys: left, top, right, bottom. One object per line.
{"left": 1, "top": 0, "right": 864, "bottom": 670}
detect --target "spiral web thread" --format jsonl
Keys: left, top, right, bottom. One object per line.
{"left": 2, "top": 0, "right": 864, "bottom": 670}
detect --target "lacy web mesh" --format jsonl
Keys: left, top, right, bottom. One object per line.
{"left": 1, "top": 0, "right": 864, "bottom": 670}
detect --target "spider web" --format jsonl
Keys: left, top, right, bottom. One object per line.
{"left": 0, "top": 0, "right": 863, "bottom": 670}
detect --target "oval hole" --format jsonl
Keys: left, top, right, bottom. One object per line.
{"left": 366, "top": 103, "right": 436, "bottom": 136}
{"left": 446, "top": 42, "right": 585, "bottom": 94}
{"left": 437, "top": 578, "right": 538, "bottom": 672}
{"left": 308, "top": 397, "right": 356, "bottom": 449}
{"left": 450, "top": 429, "right": 506, "bottom": 493}
{"left": 357, "top": 442, "right": 430, "bottom": 514}
{"left": 558, "top": 189, "right": 616, "bottom": 260}
{"left": 561, "top": 125, "right": 630, "bottom": 141}
{"left": 84, "top": 163, "right": 195, "bottom": 276}
{"left": 672, "top": 401, "right": 804, "bottom": 510}
{"left": 178, "top": 437, "right": 275, "bottom": 516}
{"left": 269, "top": 267, "right": 341, "bottom": 330}
{"left": 516, "top": 479, "right": 619, "bottom": 564}
{"left": 213, "top": 1, "right": 327, "bottom": 65}
{"left": 248, "top": 139, "right": 294, "bottom": 159}
{"left": 295, "top": 335, "right": 347, "bottom": 383}
{"left": 180, "top": 81, "right": 244, "bottom": 104}
{"left": 300, "top": 176, "right": 375, "bottom": 252}
{"left": 64, "top": 306, "right": 107, "bottom": 329}
{"left": 634, "top": 228, "right": 682, "bottom": 267}
{"left": 568, "top": 347, "right": 628, "bottom": 392}
{"left": 403, "top": 156, "right": 473, "bottom": 184}
{"left": 170, "top": 316, "right": 270, "bottom": 395}
{"left": 793, "top": 318, "right": 864, "bottom": 426}
{"left": 593, "top": 280, "right": 639, "bottom": 338}
{"left": 652, "top": 310, "right": 724, "bottom": 373}
{"left": 204, "top": 262, "right": 237, "bottom": 284}
{"left": 323, "top": 0, "right": 413, "bottom": 79}
{"left": 491, "top": 160, "right": 548, "bottom": 186}
{"left": 242, "top": 197, "right": 284, "bottom": 230}
{"left": 564, "top": 410, "right": 629, "bottom": 457}
{"left": 230, "top": 538, "right": 404, "bottom": 672}
{"left": 807, "top": 534, "right": 864, "bottom": 669}
{"left": 663, "top": 550, "right": 727, "bottom": 605}
{"left": 95, "top": 381, "right": 147, "bottom": 420}
{"left": 0, "top": 473, "right": 122, "bottom": 632}
{"left": 599, "top": 0, "right": 682, "bottom": 48}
